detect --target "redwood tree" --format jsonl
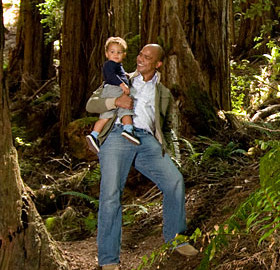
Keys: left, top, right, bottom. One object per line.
{"left": 233, "top": 0, "right": 280, "bottom": 58}
{"left": 0, "top": 1, "right": 68, "bottom": 268}
{"left": 8, "top": 0, "right": 54, "bottom": 95}
{"left": 141, "top": 0, "right": 230, "bottom": 136}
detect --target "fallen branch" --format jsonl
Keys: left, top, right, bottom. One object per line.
{"left": 251, "top": 104, "right": 280, "bottom": 122}
{"left": 27, "top": 76, "right": 56, "bottom": 102}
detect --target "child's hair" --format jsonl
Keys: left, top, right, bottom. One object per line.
{"left": 105, "top": 37, "right": 127, "bottom": 52}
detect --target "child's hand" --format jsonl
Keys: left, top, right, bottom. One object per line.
{"left": 120, "top": 82, "right": 130, "bottom": 95}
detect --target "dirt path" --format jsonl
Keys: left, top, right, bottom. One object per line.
{"left": 59, "top": 161, "right": 261, "bottom": 270}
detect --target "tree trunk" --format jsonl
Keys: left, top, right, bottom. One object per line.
{"left": 59, "top": 0, "right": 88, "bottom": 147}
{"left": 110, "top": 0, "right": 139, "bottom": 38}
{"left": 7, "top": 0, "right": 54, "bottom": 95}
{"left": 60, "top": 0, "right": 113, "bottom": 147}
{"left": 0, "top": 2, "right": 68, "bottom": 269}
{"left": 233, "top": 0, "right": 280, "bottom": 58}
{"left": 141, "top": 0, "right": 230, "bottom": 136}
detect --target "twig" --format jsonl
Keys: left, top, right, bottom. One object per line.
{"left": 27, "top": 76, "right": 56, "bottom": 102}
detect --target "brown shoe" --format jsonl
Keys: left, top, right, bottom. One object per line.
{"left": 102, "top": 264, "right": 120, "bottom": 270}
{"left": 176, "top": 244, "right": 199, "bottom": 256}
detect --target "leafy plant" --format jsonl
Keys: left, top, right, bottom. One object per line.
{"left": 122, "top": 203, "right": 149, "bottom": 226}
{"left": 196, "top": 140, "right": 280, "bottom": 269}
{"left": 83, "top": 164, "right": 101, "bottom": 186}
{"left": 84, "top": 212, "right": 98, "bottom": 233}
{"left": 230, "top": 59, "right": 257, "bottom": 114}
{"left": 37, "top": 0, "right": 63, "bottom": 44}
{"left": 61, "top": 191, "right": 99, "bottom": 208}
{"left": 133, "top": 231, "right": 201, "bottom": 270}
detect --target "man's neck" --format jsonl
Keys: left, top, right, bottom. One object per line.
{"left": 142, "top": 71, "right": 156, "bottom": 82}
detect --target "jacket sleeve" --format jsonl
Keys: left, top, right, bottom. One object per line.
{"left": 163, "top": 93, "right": 181, "bottom": 163}
{"left": 85, "top": 84, "right": 117, "bottom": 114}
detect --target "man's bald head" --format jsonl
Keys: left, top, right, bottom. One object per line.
{"left": 143, "top": 44, "right": 165, "bottom": 62}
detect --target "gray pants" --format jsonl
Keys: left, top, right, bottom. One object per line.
{"left": 100, "top": 84, "right": 134, "bottom": 120}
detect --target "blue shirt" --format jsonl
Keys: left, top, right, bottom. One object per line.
{"left": 103, "top": 60, "right": 129, "bottom": 86}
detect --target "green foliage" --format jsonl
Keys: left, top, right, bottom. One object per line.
{"left": 231, "top": 42, "right": 280, "bottom": 113}
{"left": 230, "top": 60, "right": 256, "bottom": 114}
{"left": 259, "top": 142, "right": 280, "bottom": 189}
{"left": 31, "top": 91, "right": 59, "bottom": 106}
{"left": 133, "top": 232, "right": 201, "bottom": 270}
{"left": 243, "top": 0, "right": 273, "bottom": 19}
{"left": 122, "top": 203, "right": 149, "bottom": 226}
{"left": 123, "top": 34, "right": 140, "bottom": 72}
{"left": 84, "top": 212, "right": 98, "bottom": 233}
{"left": 83, "top": 164, "right": 101, "bottom": 186}
{"left": 200, "top": 140, "right": 246, "bottom": 163}
{"left": 45, "top": 216, "right": 57, "bottom": 231}
{"left": 185, "top": 136, "right": 246, "bottom": 164}
{"left": 37, "top": 0, "right": 63, "bottom": 44}
{"left": 197, "top": 141, "right": 280, "bottom": 269}
{"left": 61, "top": 191, "right": 99, "bottom": 208}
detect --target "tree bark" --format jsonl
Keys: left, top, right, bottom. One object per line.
{"left": 141, "top": 0, "right": 230, "bottom": 136}
{"left": 0, "top": 2, "right": 68, "bottom": 268}
{"left": 7, "top": 0, "right": 54, "bottom": 95}
{"left": 60, "top": 0, "right": 88, "bottom": 147}
{"left": 110, "top": 0, "right": 139, "bottom": 38}
{"left": 233, "top": 0, "right": 280, "bottom": 58}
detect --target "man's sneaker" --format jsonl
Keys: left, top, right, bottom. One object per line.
{"left": 102, "top": 264, "right": 120, "bottom": 270}
{"left": 121, "top": 130, "right": 141, "bottom": 145}
{"left": 175, "top": 243, "right": 199, "bottom": 256}
{"left": 85, "top": 134, "right": 100, "bottom": 153}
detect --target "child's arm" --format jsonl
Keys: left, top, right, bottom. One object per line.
{"left": 120, "top": 82, "right": 130, "bottom": 95}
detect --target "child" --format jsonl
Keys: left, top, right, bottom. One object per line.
{"left": 86, "top": 37, "right": 140, "bottom": 153}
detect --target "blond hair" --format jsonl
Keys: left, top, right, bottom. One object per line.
{"left": 105, "top": 37, "right": 127, "bottom": 52}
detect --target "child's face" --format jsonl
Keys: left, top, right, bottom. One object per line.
{"left": 105, "top": 43, "right": 126, "bottom": 63}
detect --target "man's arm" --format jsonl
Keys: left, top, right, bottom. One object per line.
{"left": 86, "top": 85, "right": 133, "bottom": 114}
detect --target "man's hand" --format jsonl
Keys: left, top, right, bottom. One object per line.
{"left": 115, "top": 93, "right": 133, "bottom": 110}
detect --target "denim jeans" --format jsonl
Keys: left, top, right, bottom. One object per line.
{"left": 97, "top": 125, "right": 187, "bottom": 266}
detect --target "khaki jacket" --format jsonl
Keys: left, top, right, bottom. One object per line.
{"left": 86, "top": 71, "right": 178, "bottom": 155}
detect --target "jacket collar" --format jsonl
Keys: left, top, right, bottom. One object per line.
{"left": 129, "top": 70, "right": 161, "bottom": 84}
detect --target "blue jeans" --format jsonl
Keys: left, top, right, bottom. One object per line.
{"left": 97, "top": 125, "right": 187, "bottom": 266}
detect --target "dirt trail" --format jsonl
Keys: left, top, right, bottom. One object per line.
{"left": 59, "top": 161, "right": 260, "bottom": 270}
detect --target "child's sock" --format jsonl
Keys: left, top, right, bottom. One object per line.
{"left": 90, "top": 131, "right": 99, "bottom": 139}
{"left": 123, "top": 124, "right": 133, "bottom": 133}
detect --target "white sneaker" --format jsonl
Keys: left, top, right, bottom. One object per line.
{"left": 176, "top": 244, "right": 199, "bottom": 256}
{"left": 121, "top": 130, "right": 140, "bottom": 145}
{"left": 85, "top": 134, "right": 100, "bottom": 153}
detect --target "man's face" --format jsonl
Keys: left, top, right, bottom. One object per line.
{"left": 136, "top": 46, "right": 162, "bottom": 80}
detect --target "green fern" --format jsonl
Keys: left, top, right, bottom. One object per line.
{"left": 196, "top": 141, "right": 280, "bottom": 269}
{"left": 61, "top": 191, "right": 99, "bottom": 208}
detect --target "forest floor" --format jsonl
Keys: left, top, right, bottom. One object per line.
{"left": 27, "top": 131, "right": 273, "bottom": 270}
{"left": 56, "top": 149, "right": 266, "bottom": 270}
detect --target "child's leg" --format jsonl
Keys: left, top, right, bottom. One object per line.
{"left": 91, "top": 118, "right": 110, "bottom": 138}
{"left": 121, "top": 115, "right": 133, "bottom": 133}
{"left": 120, "top": 115, "right": 140, "bottom": 145}
{"left": 86, "top": 118, "right": 110, "bottom": 153}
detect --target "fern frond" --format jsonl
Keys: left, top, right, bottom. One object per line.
{"left": 61, "top": 191, "right": 99, "bottom": 207}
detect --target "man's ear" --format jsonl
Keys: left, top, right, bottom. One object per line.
{"left": 156, "top": 61, "right": 163, "bottom": 69}
{"left": 156, "top": 61, "right": 162, "bottom": 69}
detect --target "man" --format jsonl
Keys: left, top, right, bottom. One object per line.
{"left": 86, "top": 44, "right": 198, "bottom": 270}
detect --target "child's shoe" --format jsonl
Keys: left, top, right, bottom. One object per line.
{"left": 86, "top": 134, "right": 100, "bottom": 153}
{"left": 121, "top": 130, "right": 141, "bottom": 145}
